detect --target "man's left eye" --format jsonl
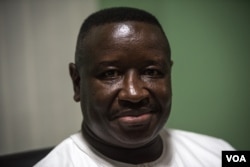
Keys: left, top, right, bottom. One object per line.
{"left": 143, "top": 69, "right": 162, "bottom": 77}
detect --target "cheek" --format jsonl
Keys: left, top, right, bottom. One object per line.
{"left": 148, "top": 78, "right": 172, "bottom": 113}
{"left": 150, "top": 78, "right": 172, "bottom": 99}
{"left": 88, "top": 79, "right": 120, "bottom": 112}
{"left": 81, "top": 79, "right": 117, "bottom": 126}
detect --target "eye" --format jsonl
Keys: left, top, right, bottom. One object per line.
{"left": 101, "top": 70, "right": 120, "bottom": 79}
{"left": 143, "top": 69, "right": 163, "bottom": 78}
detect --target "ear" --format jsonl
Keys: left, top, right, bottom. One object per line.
{"left": 170, "top": 60, "right": 173, "bottom": 67}
{"left": 69, "top": 63, "right": 80, "bottom": 102}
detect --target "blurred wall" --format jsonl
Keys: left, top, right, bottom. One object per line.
{"left": 99, "top": 1, "right": 250, "bottom": 150}
{"left": 0, "top": 0, "right": 97, "bottom": 155}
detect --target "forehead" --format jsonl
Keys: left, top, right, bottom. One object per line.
{"left": 78, "top": 21, "right": 170, "bottom": 70}
{"left": 83, "top": 21, "right": 168, "bottom": 49}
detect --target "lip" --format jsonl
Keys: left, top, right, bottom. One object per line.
{"left": 117, "top": 113, "right": 153, "bottom": 129}
{"left": 112, "top": 108, "right": 152, "bottom": 119}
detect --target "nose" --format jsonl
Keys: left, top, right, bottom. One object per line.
{"left": 118, "top": 70, "right": 149, "bottom": 104}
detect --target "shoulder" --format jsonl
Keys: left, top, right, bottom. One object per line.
{"left": 160, "top": 128, "right": 234, "bottom": 166}
{"left": 34, "top": 132, "right": 99, "bottom": 167}
{"left": 166, "top": 129, "right": 234, "bottom": 151}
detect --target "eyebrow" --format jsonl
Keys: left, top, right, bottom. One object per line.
{"left": 97, "top": 60, "right": 122, "bottom": 67}
{"left": 144, "top": 59, "right": 166, "bottom": 65}
{"left": 96, "top": 59, "right": 168, "bottom": 70}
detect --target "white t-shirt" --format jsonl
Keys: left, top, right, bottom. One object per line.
{"left": 35, "top": 129, "right": 234, "bottom": 167}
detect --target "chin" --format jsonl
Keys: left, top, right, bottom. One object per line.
{"left": 111, "top": 128, "right": 159, "bottom": 148}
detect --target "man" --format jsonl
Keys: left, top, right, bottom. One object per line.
{"left": 35, "top": 7, "right": 234, "bottom": 166}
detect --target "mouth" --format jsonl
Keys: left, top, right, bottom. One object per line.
{"left": 113, "top": 109, "right": 154, "bottom": 129}
{"left": 119, "top": 113, "right": 152, "bottom": 124}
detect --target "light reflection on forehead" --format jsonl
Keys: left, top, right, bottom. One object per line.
{"left": 113, "top": 24, "right": 132, "bottom": 38}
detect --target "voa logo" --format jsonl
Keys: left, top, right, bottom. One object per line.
{"left": 226, "top": 154, "right": 247, "bottom": 163}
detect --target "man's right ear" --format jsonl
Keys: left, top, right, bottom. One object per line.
{"left": 69, "top": 63, "right": 80, "bottom": 102}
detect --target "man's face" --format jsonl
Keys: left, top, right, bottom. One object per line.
{"left": 71, "top": 21, "right": 172, "bottom": 148}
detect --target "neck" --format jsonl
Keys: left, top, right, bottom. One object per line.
{"left": 82, "top": 125, "right": 163, "bottom": 164}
